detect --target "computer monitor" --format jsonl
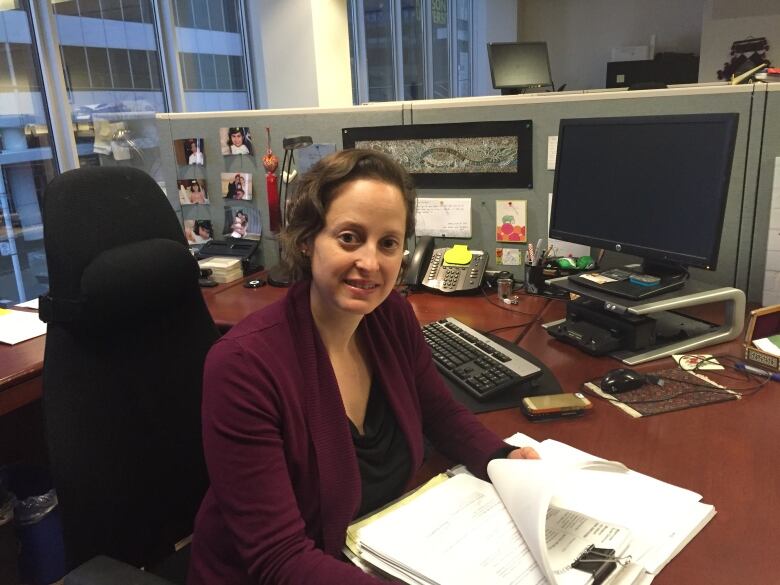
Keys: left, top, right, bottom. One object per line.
{"left": 549, "top": 113, "right": 738, "bottom": 281}
{"left": 487, "top": 42, "right": 553, "bottom": 94}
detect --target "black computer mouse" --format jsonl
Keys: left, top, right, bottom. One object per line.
{"left": 600, "top": 368, "right": 646, "bottom": 394}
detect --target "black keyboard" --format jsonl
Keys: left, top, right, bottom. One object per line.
{"left": 422, "top": 317, "right": 542, "bottom": 401}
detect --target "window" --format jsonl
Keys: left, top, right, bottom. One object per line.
{"left": 173, "top": 0, "right": 251, "bottom": 111}
{"left": 0, "top": 0, "right": 257, "bottom": 304}
{"left": 54, "top": 0, "right": 167, "bottom": 172}
{"left": 0, "top": 2, "right": 57, "bottom": 305}
{"left": 349, "top": 0, "right": 473, "bottom": 103}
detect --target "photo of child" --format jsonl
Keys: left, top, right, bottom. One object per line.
{"left": 220, "top": 126, "right": 253, "bottom": 156}
{"left": 221, "top": 172, "right": 252, "bottom": 200}
{"left": 183, "top": 219, "right": 213, "bottom": 244}
{"left": 174, "top": 137, "right": 205, "bottom": 165}
{"left": 223, "top": 205, "right": 261, "bottom": 239}
{"left": 178, "top": 179, "right": 209, "bottom": 205}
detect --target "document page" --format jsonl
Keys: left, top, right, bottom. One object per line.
{"left": 546, "top": 506, "right": 631, "bottom": 584}
{"left": 504, "top": 433, "right": 715, "bottom": 575}
{"left": 356, "top": 473, "right": 546, "bottom": 585}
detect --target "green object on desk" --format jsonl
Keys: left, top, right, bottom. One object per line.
{"left": 556, "top": 257, "right": 576, "bottom": 269}
{"left": 576, "top": 255, "right": 595, "bottom": 270}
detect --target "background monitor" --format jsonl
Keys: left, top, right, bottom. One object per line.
{"left": 487, "top": 42, "right": 553, "bottom": 94}
{"left": 549, "top": 113, "right": 738, "bottom": 276}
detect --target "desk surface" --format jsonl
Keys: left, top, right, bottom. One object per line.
{"left": 1, "top": 282, "right": 776, "bottom": 584}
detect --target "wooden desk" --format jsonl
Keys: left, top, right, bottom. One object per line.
{"left": 1, "top": 284, "right": 775, "bottom": 584}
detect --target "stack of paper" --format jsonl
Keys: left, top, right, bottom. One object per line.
{"left": 198, "top": 257, "right": 243, "bottom": 283}
{"left": 345, "top": 433, "right": 715, "bottom": 585}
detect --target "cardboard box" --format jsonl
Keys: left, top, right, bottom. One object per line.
{"left": 743, "top": 305, "right": 780, "bottom": 371}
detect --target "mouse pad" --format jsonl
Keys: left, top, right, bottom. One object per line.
{"left": 442, "top": 334, "right": 561, "bottom": 414}
{"left": 585, "top": 368, "right": 738, "bottom": 417}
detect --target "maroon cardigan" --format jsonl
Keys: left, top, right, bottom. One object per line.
{"left": 188, "top": 281, "right": 507, "bottom": 584}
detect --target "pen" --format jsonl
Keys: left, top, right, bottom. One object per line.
{"left": 735, "top": 362, "right": 780, "bottom": 382}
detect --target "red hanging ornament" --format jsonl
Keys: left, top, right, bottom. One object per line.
{"left": 263, "top": 127, "right": 281, "bottom": 233}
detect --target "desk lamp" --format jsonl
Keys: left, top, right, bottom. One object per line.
{"left": 267, "top": 134, "right": 313, "bottom": 287}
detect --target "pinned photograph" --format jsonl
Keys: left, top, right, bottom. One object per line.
{"left": 224, "top": 205, "right": 261, "bottom": 239}
{"left": 220, "top": 126, "right": 253, "bottom": 156}
{"left": 221, "top": 172, "right": 252, "bottom": 200}
{"left": 496, "top": 200, "right": 527, "bottom": 242}
{"left": 183, "top": 219, "right": 213, "bottom": 245}
{"left": 178, "top": 179, "right": 209, "bottom": 205}
{"left": 174, "top": 137, "right": 205, "bottom": 165}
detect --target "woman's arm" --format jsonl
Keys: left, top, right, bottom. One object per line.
{"left": 201, "top": 339, "right": 381, "bottom": 584}
{"left": 397, "top": 300, "right": 511, "bottom": 478}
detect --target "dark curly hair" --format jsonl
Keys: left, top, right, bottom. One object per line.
{"left": 280, "top": 148, "right": 416, "bottom": 281}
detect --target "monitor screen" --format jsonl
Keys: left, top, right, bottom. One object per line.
{"left": 549, "top": 113, "right": 738, "bottom": 272}
{"left": 487, "top": 42, "right": 552, "bottom": 92}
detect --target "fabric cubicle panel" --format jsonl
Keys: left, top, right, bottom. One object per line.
{"left": 157, "top": 85, "right": 771, "bottom": 300}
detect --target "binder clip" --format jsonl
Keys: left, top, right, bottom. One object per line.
{"left": 571, "top": 545, "right": 631, "bottom": 585}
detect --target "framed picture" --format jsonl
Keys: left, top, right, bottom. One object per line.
{"left": 342, "top": 120, "right": 533, "bottom": 189}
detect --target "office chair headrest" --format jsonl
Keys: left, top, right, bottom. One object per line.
{"left": 42, "top": 167, "right": 186, "bottom": 307}
{"left": 40, "top": 239, "right": 199, "bottom": 323}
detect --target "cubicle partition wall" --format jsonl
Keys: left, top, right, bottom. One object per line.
{"left": 156, "top": 84, "right": 779, "bottom": 303}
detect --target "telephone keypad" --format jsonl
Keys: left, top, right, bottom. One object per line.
{"left": 423, "top": 249, "right": 486, "bottom": 293}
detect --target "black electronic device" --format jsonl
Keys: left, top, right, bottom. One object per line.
{"left": 600, "top": 368, "right": 646, "bottom": 394}
{"left": 422, "top": 317, "right": 542, "bottom": 401}
{"left": 196, "top": 238, "right": 261, "bottom": 275}
{"left": 546, "top": 297, "right": 657, "bottom": 355}
{"left": 403, "top": 236, "right": 487, "bottom": 294}
{"left": 550, "top": 113, "right": 738, "bottom": 300}
{"left": 487, "top": 41, "right": 553, "bottom": 94}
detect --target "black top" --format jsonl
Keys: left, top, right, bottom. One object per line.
{"left": 350, "top": 378, "right": 411, "bottom": 519}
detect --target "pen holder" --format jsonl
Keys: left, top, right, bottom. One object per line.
{"left": 524, "top": 264, "right": 546, "bottom": 295}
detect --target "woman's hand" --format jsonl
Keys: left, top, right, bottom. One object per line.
{"left": 507, "top": 446, "right": 540, "bottom": 460}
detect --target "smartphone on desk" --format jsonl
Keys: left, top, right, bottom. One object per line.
{"left": 521, "top": 392, "right": 592, "bottom": 421}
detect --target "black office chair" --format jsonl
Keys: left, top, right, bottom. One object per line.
{"left": 39, "top": 167, "right": 219, "bottom": 584}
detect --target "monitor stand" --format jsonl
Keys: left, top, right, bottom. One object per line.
{"left": 543, "top": 274, "right": 745, "bottom": 365}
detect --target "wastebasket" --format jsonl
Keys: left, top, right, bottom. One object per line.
{"left": 0, "top": 474, "right": 20, "bottom": 584}
{"left": 6, "top": 466, "right": 66, "bottom": 585}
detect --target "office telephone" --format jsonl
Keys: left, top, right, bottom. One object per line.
{"left": 403, "top": 236, "right": 487, "bottom": 293}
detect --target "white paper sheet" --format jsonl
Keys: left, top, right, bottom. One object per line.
{"left": 0, "top": 309, "right": 47, "bottom": 345}
{"left": 415, "top": 197, "right": 472, "bottom": 238}
{"left": 14, "top": 298, "right": 39, "bottom": 310}
{"left": 547, "top": 136, "right": 558, "bottom": 170}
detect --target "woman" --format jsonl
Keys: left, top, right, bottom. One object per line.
{"left": 188, "top": 149, "right": 537, "bottom": 584}
{"left": 188, "top": 140, "right": 204, "bottom": 165}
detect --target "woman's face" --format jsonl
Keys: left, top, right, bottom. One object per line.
{"left": 230, "top": 131, "right": 244, "bottom": 147}
{"left": 196, "top": 225, "right": 209, "bottom": 238}
{"left": 309, "top": 178, "right": 406, "bottom": 319}
{"left": 191, "top": 183, "right": 201, "bottom": 192}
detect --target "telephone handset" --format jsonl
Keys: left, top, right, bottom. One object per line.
{"left": 403, "top": 236, "right": 435, "bottom": 286}
{"left": 403, "top": 236, "right": 487, "bottom": 293}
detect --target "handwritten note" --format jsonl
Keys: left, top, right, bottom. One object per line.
{"left": 415, "top": 198, "right": 472, "bottom": 238}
